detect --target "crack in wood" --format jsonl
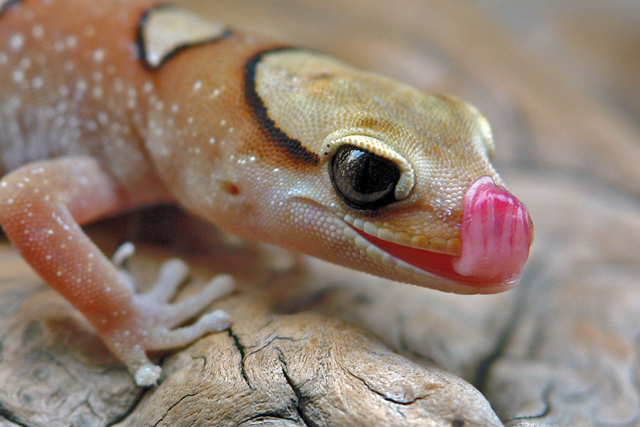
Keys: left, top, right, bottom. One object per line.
{"left": 227, "top": 328, "right": 252, "bottom": 389}
{"left": 280, "top": 356, "right": 317, "bottom": 427}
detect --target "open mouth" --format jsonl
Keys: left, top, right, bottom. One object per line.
{"left": 348, "top": 225, "right": 487, "bottom": 285}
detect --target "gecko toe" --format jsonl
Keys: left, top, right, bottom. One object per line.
{"left": 146, "top": 258, "right": 190, "bottom": 302}
{"left": 158, "top": 274, "right": 235, "bottom": 328}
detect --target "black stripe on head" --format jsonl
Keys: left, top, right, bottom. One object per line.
{"left": 1, "top": 0, "right": 22, "bottom": 15}
{"left": 137, "top": 4, "right": 232, "bottom": 70}
{"left": 245, "top": 49, "right": 320, "bottom": 167}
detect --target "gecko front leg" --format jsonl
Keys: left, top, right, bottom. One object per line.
{"left": 0, "top": 156, "right": 233, "bottom": 386}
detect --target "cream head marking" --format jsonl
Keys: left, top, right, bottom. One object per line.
{"left": 138, "top": 5, "right": 230, "bottom": 69}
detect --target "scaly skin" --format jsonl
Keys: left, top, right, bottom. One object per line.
{"left": 0, "top": 0, "right": 532, "bottom": 385}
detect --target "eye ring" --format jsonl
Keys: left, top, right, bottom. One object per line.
{"left": 329, "top": 144, "right": 401, "bottom": 210}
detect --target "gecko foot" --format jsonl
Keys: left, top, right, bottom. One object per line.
{"left": 109, "top": 243, "right": 235, "bottom": 386}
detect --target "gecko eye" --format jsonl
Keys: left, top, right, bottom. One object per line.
{"left": 330, "top": 144, "right": 400, "bottom": 210}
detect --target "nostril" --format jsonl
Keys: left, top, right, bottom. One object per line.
{"left": 453, "top": 175, "right": 532, "bottom": 285}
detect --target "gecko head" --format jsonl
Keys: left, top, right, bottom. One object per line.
{"left": 248, "top": 48, "right": 533, "bottom": 293}
{"left": 322, "top": 122, "right": 533, "bottom": 293}
{"left": 316, "top": 101, "right": 533, "bottom": 294}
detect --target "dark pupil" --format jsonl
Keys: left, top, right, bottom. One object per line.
{"left": 330, "top": 144, "right": 400, "bottom": 209}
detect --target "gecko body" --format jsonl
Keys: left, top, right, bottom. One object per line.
{"left": 0, "top": 0, "right": 532, "bottom": 385}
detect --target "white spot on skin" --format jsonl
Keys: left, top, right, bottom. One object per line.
{"left": 76, "top": 79, "right": 88, "bottom": 92}
{"left": 32, "top": 77, "right": 44, "bottom": 89}
{"left": 93, "top": 49, "right": 105, "bottom": 62}
{"left": 65, "top": 35, "right": 77, "bottom": 49}
{"left": 98, "top": 112, "right": 109, "bottom": 125}
{"left": 193, "top": 80, "right": 202, "bottom": 92}
{"left": 12, "top": 70, "right": 24, "bottom": 83}
{"left": 10, "top": 34, "right": 24, "bottom": 51}
{"left": 32, "top": 25, "right": 44, "bottom": 39}
{"left": 92, "top": 86, "right": 103, "bottom": 99}
{"left": 85, "top": 120, "right": 98, "bottom": 131}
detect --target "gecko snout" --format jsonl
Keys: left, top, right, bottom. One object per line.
{"left": 452, "top": 175, "right": 533, "bottom": 288}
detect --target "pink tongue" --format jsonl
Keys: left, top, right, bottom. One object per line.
{"left": 453, "top": 176, "right": 533, "bottom": 284}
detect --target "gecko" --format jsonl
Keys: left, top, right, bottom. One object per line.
{"left": 0, "top": 0, "right": 533, "bottom": 386}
